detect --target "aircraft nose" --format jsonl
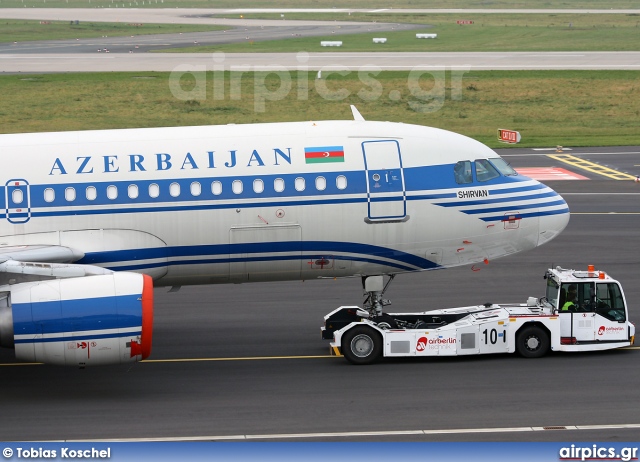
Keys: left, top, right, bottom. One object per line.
{"left": 537, "top": 192, "right": 570, "bottom": 246}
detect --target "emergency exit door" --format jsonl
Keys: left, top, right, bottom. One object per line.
{"left": 5, "top": 179, "right": 31, "bottom": 224}
{"left": 362, "top": 140, "right": 406, "bottom": 221}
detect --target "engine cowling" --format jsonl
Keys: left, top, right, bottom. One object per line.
{"left": 0, "top": 272, "right": 153, "bottom": 366}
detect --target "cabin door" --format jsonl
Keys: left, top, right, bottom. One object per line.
{"left": 362, "top": 140, "right": 406, "bottom": 221}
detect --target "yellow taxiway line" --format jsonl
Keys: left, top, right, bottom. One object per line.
{"left": 141, "top": 355, "right": 338, "bottom": 363}
{"left": 2, "top": 348, "right": 640, "bottom": 367}
{"left": 548, "top": 154, "right": 637, "bottom": 180}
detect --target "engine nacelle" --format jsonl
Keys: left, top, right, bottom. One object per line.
{"left": 0, "top": 272, "right": 153, "bottom": 366}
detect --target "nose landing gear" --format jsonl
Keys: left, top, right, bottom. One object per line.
{"left": 362, "top": 274, "right": 395, "bottom": 315}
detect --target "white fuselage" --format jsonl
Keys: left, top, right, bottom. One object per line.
{"left": 0, "top": 120, "right": 569, "bottom": 286}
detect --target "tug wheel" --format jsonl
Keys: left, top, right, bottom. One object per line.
{"left": 342, "top": 326, "right": 382, "bottom": 365}
{"left": 516, "top": 325, "right": 550, "bottom": 358}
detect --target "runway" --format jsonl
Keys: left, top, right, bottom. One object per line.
{"left": 2, "top": 8, "right": 640, "bottom": 72}
{"left": 3, "top": 51, "right": 640, "bottom": 73}
{"left": 1, "top": 148, "right": 639, "bottom": 442}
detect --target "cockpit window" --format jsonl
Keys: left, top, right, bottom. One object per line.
{"left": 475, "top": 159, "right": 500, "bottom": 182}
{"left": 489, "top": 157, "right": 518, "bottom": 176}
{"left": 454, "top": 161, "right": 472, "bottom": 184}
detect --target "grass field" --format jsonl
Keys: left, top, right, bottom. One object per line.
{"left": 0, "top": 0, "right": 639, "bottom": 9}
{"left": 161, "top": 13, "right": 640, "bottom": 53}
{"left": 2, "top": 70, "right": 638, "bottom": 148}
{"left": 0, "top": 19, "right": 224, "bottom": 43}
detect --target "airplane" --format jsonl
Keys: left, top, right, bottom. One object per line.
{"left": 0, "top": 106, "right": 569, "bottom": 366}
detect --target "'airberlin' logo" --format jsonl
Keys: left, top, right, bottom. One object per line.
{"left": 598, "top": 326, "right": 625, "bottom": 336}
{"left": 416, "top": 337, "right": 427, "bottom": 351}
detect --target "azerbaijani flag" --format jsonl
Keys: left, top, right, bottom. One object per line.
{"left": 304, "top": 146, "right": 345, "bottom": 164}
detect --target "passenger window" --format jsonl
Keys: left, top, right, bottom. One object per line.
{"left": 253, "top": 179, "right": 264, "bottom": 194}
{"left": 596, "top": 283, "right": 626, "bottom": 321}
{"left": 190, "top": 182, "right": 201, "bottom": 197}
{"left": 232, "top": 180, "right": 243, "bottom": 195}
{"left": 149, "top": 183, "right": 160, "bottom": 198}
{"left": 12, "top": 189, "right": 23, "bottom": 204}
{"left": 211, "top": 181, "right": 222, "bottom": 195}
{"left": 475, "top": 159, "right": 500, "bottom": 182}
{"left": 274, "top": 178, "right": 285, "bottom": 193}
{"left": 169, "top": 182, "right": 180, "bottom": 198}
{"left": 107, "top": 185, "right": 118, "bottom": 200}
{"left": 295, "top": 177, "right": 305, "bottom": 192}
{"left": 336, "top": 175, "right": 347, "bottom": 190}
{"left": 64, "top": 187, "right": 76, "bottom": 202}
{"left": 44, "top": 188, "right": 55, "bottom": 203}
{"left": 128, "top": 184, "right": 139, "bottom": 199}
{"left": 315, "top": 176, "right": 326, "bottom": 191}
{"left": 454, "top": 161, "right": 472, "bottom": 184}
{"left": 86, "top": 186, "right": 97, "bottom": 201}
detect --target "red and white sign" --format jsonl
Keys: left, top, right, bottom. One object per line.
{"left": 498, "top": 129, "right": 521, "bottom": 144}
{"left": 416, "top": 337, "right": 427, "bottom": 351}
{"left": 456, "top": 20, "right": 474, "bottom": 25}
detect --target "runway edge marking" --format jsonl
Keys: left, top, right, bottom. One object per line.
{"left": 54, "top": 423, "right": 640, "bottom": 442}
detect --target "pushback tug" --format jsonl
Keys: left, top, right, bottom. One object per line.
{"left": 322, "top": 266, "right": 635, "bottom": 364}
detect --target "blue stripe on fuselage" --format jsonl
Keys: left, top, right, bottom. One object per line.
{"left": 462, "top": 199, "right": 567, "bottom": 215}
{"left": 433, "top": 190, "right": 560, "bottom": 208}
{"left": 77, "top": 241, "right": 438, "bottom": 272}
{"left": 20, "top": 164, "right": 536, "bottom": 209}
{"left": 0, "top": 165, "right": 562, "bottom": 223}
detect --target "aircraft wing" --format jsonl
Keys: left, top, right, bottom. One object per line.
{"left": 0, "top": 244, "right": 83, "bottom": 264}
{"left": 0, "top": 245, "right": 112, "bottom": 285}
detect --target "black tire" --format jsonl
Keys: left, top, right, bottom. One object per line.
{"left": 342, "top": 326, "right": 382, "bottom": 365}
{"left": 516, "top": 325, "right": 550, "bottom": 358}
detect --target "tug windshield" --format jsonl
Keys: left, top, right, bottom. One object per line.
{"left": 546, "top": 277, "right": 560, "bottom": 308}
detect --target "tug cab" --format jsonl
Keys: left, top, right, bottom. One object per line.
{"left": 547, "top": 266, "right": 632, "bottom": 347}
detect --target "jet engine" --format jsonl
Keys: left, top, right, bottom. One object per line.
{"left": 0, "top": 272, "right": 153, "bottom": 367}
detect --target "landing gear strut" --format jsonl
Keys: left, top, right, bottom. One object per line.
{"left": 362, "top": 274, "right": 395, "bottom": 316}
